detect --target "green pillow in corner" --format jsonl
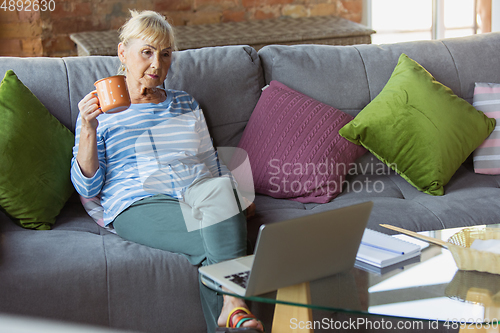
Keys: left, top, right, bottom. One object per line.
{"left": 0, "top": 70, "right": 75, "bottom": 230}
{"left": 339, "top": 53, "right": 496, "bottom": 196}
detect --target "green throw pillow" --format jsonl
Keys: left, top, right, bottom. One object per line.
{"left": 0, "top": 70, "right": 75, "bottom": 229}
{"left": 339, "top": 54, "right": 496, "bottom": 196}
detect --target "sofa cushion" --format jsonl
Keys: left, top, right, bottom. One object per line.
{"left": 63, "top": 55, "right": 122, "bottom": 132}
{"left": 0, "top": 230, "right": 110, "bottom": 324}
{"left": 339, "top": 54, "right": 496, "bottom": 196}
{"left": 258, "top": 44, "right": 370, "bottom": 117}
{"left": 0, "top": 57, "right": 72, "bottom": 130}
{"left": 164, "top": 46, "right": 265, "bottom": 147}
{"left": 472, "top": 82, "right": 500, "bottom": 174}
{"left": 0, "top": 70, "right": 75, "bottom": 229}
{"left": 238, "top": 80, "right": 366, "bottom": 203}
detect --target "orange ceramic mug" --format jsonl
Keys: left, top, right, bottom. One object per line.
{"left": 94, "top": 75, "right": 131, "bottom": 113}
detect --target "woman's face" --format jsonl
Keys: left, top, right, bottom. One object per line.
{"left": 118, "top": 38, "right": 172, "bottom": 90}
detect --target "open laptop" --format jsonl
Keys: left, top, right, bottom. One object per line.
{"left": 198, "top": 201, "right": 373, "bottom": 297}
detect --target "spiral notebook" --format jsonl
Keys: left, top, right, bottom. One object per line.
{"left": 356, "top": 229, "right": 421, "bottom": 268}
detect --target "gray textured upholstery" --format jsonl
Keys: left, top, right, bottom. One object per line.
{"left": 0, "top": 228, "right": 110, "bottom": 324}
{"left": 0, "top": 57, "right": 73, "bottom": 130}
{"left": 164, "top": 45, "right": 264, "bottom": 147}
{"left": 1, "top": 34, "right": 500, "bottom": 331}
{"left": 64, "top": 56, "right": 122, "bottom": 132}
{"left": 259, "top": 33, "right": 500, "bottom": 115}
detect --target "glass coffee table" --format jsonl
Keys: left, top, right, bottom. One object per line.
{"left": 202, "top": 224, "right": 500, "bottom": 332}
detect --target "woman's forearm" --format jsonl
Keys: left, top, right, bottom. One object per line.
{"left": 76, "top": 126, "right": 100, "bottom": 178}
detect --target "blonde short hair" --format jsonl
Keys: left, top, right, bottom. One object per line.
{"left": 119, "top": 10, "right": 176, "bottom": 51}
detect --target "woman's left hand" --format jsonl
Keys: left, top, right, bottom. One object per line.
{"left": 242, "top": 198, "right": 256, "bottom": 219}
{"left": 246, "top": 202, "right": 256, "bottom": 219}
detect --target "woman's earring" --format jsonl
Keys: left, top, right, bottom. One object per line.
{"left": 120, "top": 64, "right": 126, "bottom": 73}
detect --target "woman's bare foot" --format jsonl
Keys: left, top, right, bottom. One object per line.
{"left": 217, "top": 290, "right": 264, "bottom": 331}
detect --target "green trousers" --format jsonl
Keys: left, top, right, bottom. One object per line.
{"left": 113, "top": 178, "right": 247, "bottom": 333}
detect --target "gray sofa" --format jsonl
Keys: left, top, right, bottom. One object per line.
{"left": 1, "top": 32, "right": 500, "bottom": 332}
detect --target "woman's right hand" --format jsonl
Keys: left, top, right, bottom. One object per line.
{"left": 78, "top": 91, "right": 102, "bottom": 131}
{"left": 76, "top": 91, "right": 101, "bottom": 178}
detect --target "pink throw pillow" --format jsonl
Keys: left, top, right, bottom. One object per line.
{"left": 238, "top": 80, "right": 366, "bottom": 203}
{"left": 472, "top": 82, "right": 500, "bottom": 174}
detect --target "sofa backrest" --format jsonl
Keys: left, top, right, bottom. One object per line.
{"left": 2, "top": 33, "right": 500, "bottom": 148}
{"left": 258, "top": 32, "right": 500, "bottom": 118}
{"left": 164, "top": 45, "right": 264, "bottom": 147}
{"left": 0, "top": 55, "right": 121, "bottom": 133}
{"left": 0, "top": 45, "right": 264, "bottom": 147}
{"left": 0, "top": 57, "right": 81, "bottom": 132}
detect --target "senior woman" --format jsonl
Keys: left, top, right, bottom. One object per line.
{"left": 70, "top": 10, "right": 263, "bottom": 333}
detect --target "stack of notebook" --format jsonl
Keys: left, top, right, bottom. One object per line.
{"left": 355, "top": 229, "right": 422, "bottom": 273}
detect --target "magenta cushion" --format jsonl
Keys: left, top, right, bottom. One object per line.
{"left": 238, "top": 80, "right": 366, "bottom": 203}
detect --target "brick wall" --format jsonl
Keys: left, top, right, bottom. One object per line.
{"left": 0, "top": 8, "right": 43, "bottom": 56}
{"left": 0, "top": 0, "right": 362, "bottom": 57}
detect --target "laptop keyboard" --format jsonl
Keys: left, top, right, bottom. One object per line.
{"left": 225, "top": 271, "right": 250, "bottom": 289}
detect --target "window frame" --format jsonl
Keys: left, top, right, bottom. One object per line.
{"left": 363, "top": 0, "right": 479, "bottom": 42}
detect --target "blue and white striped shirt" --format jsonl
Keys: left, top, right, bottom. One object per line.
{"left": 71, "top": 89, "right": 228, "bottom": 226}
